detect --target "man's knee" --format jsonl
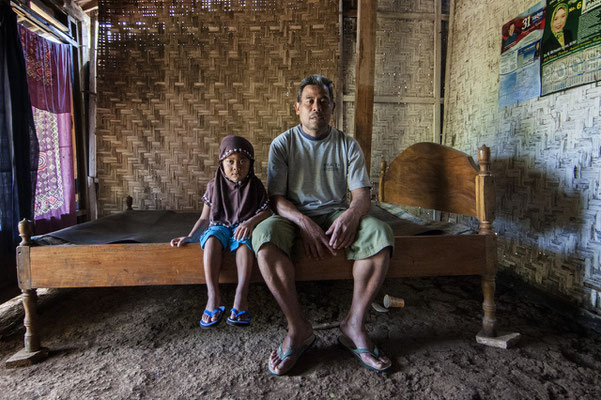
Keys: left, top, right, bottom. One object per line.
{"left": 347, "top": 216, "right": 395, "bottom": 260}
{"left": 256, "top": 242, "right": 277, "bottom": 264}
{"left": 252, "top": 215, "right": 296, "bottom": 259}
{"left": 374, "top": 245, "right": 392, "bottom": 269}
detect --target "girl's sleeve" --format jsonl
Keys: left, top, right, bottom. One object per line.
{"left": 202, "top": 179, "right": 215, "bottom": 206}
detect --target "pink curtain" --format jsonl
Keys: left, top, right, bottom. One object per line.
{"left": 18, "top": 25, "right": 76, "bottom": 234}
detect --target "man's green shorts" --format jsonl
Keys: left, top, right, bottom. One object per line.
{"left": 251, "top": 210, "right": 394, "bottom": 260}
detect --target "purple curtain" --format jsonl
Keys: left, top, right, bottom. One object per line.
{"left": 18, "top": 25, "right": 76, "bottom": 235}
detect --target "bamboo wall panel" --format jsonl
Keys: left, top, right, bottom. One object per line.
{"left": 445, "top": 0, "right": 601, "bottom": 314}
{"left": 96, "top": 0, "right": 339, "bottom": 215}
{"left": 378, "top": 0, "right": 435, "bottom": 13}
{"left": 376, "top": 17, "right": 434, "bottom": 98}
{"left": 343, "top": 8, "right": 437, "bottom": 180}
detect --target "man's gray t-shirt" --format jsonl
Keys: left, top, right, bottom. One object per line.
{"left": 267, "top": 125, "right": 371, "bottom": 216}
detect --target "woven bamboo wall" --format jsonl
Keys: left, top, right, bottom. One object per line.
{"left": 342, "top": 0, "right": 441, "bottom": 220}
{"left": 342, "top": 0, "right": 439, "bottom": 183}
{"left": 445, "top": 0, "right": 601, "bottom": 314}
{"left": 96, "top": 0, "right": 339, "bottom": 214}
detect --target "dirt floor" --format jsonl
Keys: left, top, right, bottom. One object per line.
{"left": 1, "top": 274, "right": 601, "bottom": 400}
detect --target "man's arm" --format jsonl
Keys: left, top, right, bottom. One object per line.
{"left": 325, "top": 187, "right": 370, "bottom": 250}
{"left": 271, "top": 194, "right": 337, "bottom": 259}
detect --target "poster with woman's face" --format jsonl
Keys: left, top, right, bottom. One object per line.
{"left": 541, "top": 0, "right": 601, "bottom": 95}
{"left": 541, "top": 1, "right": 581, "bottom": 58}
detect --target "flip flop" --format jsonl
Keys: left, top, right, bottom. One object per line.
{"left": 200, "top": 306, "right": 225, "bottom": 328}
{"left": 227, "top": 308, "right": 251, "bottom": 327}
{"left": 337, "top": 335, "right": 391, "bottom": 372}
{"left": 268, "top": 333, "right": 316, "bottom": 376}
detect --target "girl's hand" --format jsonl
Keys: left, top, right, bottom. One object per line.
{"left": 170, "top": 236, "right": 190, "bottom": 247}
{"left": 233, "top": 223, "right": 253, "bottom": 241}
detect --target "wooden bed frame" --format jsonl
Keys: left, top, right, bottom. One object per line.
{"left": 6, "top": 142, "right": 519, "bottom": 367}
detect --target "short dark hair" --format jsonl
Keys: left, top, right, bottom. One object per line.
{"left": 297, "top": 74, "right": 334, "bottom": 103}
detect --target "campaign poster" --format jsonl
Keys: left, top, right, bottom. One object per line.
{"left": 499, "top": 2, "right": 545, "bottom": 108}
{"left": 541, "top": 0, "right": 601, "bottom": 95}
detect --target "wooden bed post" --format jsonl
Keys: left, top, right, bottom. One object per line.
{"left": 378, "top": 159, "right": 387, "bottom": 203}
{"left": 475, "top": 145, "right": 520, "bottom": 348}
{"left": 6, "top": 220, "right": 49, "bottom": 368}
{"left": 475, "top": 145, "right": 496, "bottom": 338}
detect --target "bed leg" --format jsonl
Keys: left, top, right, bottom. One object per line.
{"left": 5, "top": 289, "right": 49, "bottom": 368}
{"left": 475, "top": 274, "right": 521, "bottom": 349}
{"left": 479, "top": 273, "right": 497, "bottom": 336}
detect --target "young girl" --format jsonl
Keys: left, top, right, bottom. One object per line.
{"left": 171, "top": 135, "right": 271, "bottom": 328}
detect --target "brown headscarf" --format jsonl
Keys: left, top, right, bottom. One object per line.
{"left": 202, "top": 135, "right": 269, "bottom": 227}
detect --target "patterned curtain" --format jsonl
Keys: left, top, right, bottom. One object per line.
{"left": 18, "top": 24, "right": 76, "bottom": 235}
{"left": 0, "top": 4, "right": 39, "bottom": 287}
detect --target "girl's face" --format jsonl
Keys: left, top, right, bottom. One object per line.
{"left": 222, "top": 152, "right": 250, "bottom": 182}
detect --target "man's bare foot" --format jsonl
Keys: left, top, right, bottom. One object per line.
{"left": 268, "top": 321, "right": 314, "bottom": 375}
{"left": 268, "top": 331, "right": 316, "bottom": 376}
{"left": 339, "top": 318, "right": 391, "bottom": 371}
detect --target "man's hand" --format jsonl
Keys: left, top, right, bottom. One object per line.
{"left": 325, "top": 209, "right": 361, "bottom": 250}
{"left": 233, "top": 222, "right": 253, "bottom": 241}
{"left": 298, "top": 216, "right": 337, "bottom": 259}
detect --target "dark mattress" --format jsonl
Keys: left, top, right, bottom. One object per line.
{"left": 33, "top": 210, "right": 202, "bottom": 245}
{"left": 32, "top": 204, "right": 472, "bottom": 246}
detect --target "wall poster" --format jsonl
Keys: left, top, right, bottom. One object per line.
{"left": 499, "top": 2, "right": 545, "bottom": 108}
{"left": 541, "top": 0, "right": 601, "bottom": 95}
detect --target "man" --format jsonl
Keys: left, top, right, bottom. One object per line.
{"left": 503, "top": 22, "right": 518, "bottom": 48}
{"left": 252, "top": 74, "right": 394, "bottom": 375}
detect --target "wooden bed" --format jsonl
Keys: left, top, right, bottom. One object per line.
{"left": 6, "top": 142, "right": 518, "bottom": 367}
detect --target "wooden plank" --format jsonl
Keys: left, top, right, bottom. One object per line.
{"left": 16, "top": 247, "right": 32, "bottom": 290}
{"left": 353, "top": 0, "right": 377, "bottom": 174}
{"left": 344, "top": 95, "right": 441, "bottom": 104}
{"left": 87, "top": 10, "right": 98, "bottom": 220}
{"left": 388, "top": 235, "right": 488, "bottom": 277}
{"left": 336, "top": 0, "right": 344, "bottom": 129}
{"left": 10, "top": 1, "right": 78, "bottom": 46}
{"left": 378, "top": 12, "right": 436, "bottom": 20}
{"left": 433, "top": 0, "right": 442, "bottom": 143}
{"left": 344, "top": 10, "right": 443, "bottom": 21}
{"left": 442, "top": 0, "right": 456, "bottom": 145}
{"left": 30, "top": 244, "right": 216, "bottom": 288}
{"left": 28, "top": 235, "right": 488, "bottom": 288}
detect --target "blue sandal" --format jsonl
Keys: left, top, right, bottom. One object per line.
{"left": 226, "top": 308, "right": 251, "bottom": 326}
{"left": 200, "top": 306, "right": 225, "bottom": 328}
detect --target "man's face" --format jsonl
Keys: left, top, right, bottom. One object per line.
{"left": 508, "top": 24, "right": 515, "bottom": 36}
{"left": 294, "top": 84, "right": 334, "bottom": 137}
{"left": 222, "top": 152, "right": 250, "bottom": 182}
